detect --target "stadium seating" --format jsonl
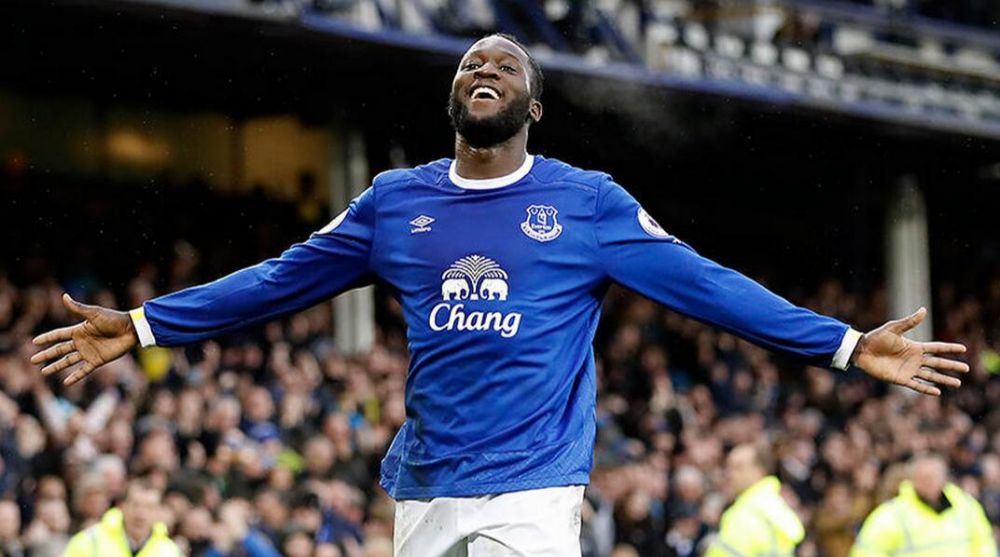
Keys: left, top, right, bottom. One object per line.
{"left": 178, "top": 0, "right": 999, "bottom": 136}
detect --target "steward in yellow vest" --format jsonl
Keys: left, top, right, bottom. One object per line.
{"left": 706, "top": 443, "right": 805, "bottom": 557}
{"left": 63, "top": 478, "right": 181, "bottom": 557}
{"left": 851, "top": 454, "right": 996, "bottom": 557}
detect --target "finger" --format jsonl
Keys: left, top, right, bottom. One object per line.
{"left": 32, "top": 323, "right": 81, "bottom": 346}
{"left": 30, "top": 341, "right": 75, "bottom": 365}
{"left": 922, "top": 355, "right": 970, "bottom": 374}
{"left": 886, "top": 307, "right": 927, "bottom": 335}
{"left": 917, "top": 366, "right": 962, "bottom": 388}
{"left": 63, "top": 361, "right": 96, "bottom": 386}
{"left": 40, "top": 352, "right": 83, "bottom": 377}
{"left": 920, "top": 342, "right": 967, "bottom": 355}
{"left": 62, "top": 293, "right": 98, "bottom": 320}
{"left": 905, "top": 378, "right": 941, "bottom": 396}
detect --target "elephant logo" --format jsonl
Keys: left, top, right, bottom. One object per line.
{"left": 440, "top": 255, "right": 509, "bottom": 301}
{"left": 478, "top": 278, "right": 508, "bottom": 301}
{"left": 441, "top": 278, "right": 470, "bottom": 300}
{"left": 520, "top": 205, "right": 563, "bottom": 242}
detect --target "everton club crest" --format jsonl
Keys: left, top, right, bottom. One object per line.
{"left": 520, "top": 204, "right": 563, "bottom": 242}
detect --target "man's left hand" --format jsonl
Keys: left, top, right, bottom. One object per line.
{"left": 852, "top": 307, "right": 968, "bottom": 396}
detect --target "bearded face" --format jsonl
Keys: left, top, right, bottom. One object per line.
{"left": 448, "top": 36, "right": 540, "bottom": 149}
{"left": 448, "top": 87, "right": 532, "bottom": 149}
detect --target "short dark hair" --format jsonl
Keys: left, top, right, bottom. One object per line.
{"left": 484, "top": 33, "right": 544, "bottom": 101}
{"left": 125, "top": 476, "right": 162, "bottom": 503}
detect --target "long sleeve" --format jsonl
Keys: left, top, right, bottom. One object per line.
{"left": 595, "top": 179, "right": 860, "bottom": 369}
{"left": 133, "top": 187, "right": 377, "bottom": 347}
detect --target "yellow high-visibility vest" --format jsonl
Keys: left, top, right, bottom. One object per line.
{"left": 706, "top": 476, "right": 805, "bottom": 557}
{"left": 62, "top": 508, "right": 181, "bottom": 557}
{"left": 850, "top": 481, "right": 997, "bottom": 557}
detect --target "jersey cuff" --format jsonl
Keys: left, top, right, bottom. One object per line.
{"left": 831, "top": 327, "right": 863, "bottom": 370}
{"left": 129, "top": 307, "right": 157, "bottom": 348}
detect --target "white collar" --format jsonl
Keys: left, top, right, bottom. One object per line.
{"left": 449, "top": 154, "right": 534, "bottom": 190}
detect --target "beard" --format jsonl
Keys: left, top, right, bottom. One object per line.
{"left": 448, "top": 90, "right": 532, "bottom": 149}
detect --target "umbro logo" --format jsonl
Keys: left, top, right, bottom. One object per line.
{"left": 410, "top": 215, "right": 435, "bottom": 234}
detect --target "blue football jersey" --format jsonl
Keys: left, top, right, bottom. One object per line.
{"left": 133, "top": 155, "right": 860, "bottom": 499}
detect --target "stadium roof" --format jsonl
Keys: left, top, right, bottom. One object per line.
{"left": 3, "top": 0, "right": 999, "bottom": 142}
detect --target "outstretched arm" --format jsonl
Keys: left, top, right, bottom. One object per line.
{"left": 595, "top": 178, "right": 966, "bottom": 395}
{"left": 31, "top": 187, "right": 376, "bottom": 385}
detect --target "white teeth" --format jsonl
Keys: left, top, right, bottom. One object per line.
{"left": 472, "top": 87, "right": 500, "bottom": 100}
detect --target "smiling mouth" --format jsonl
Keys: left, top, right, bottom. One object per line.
{"left": 471, "top": 86, "right": 501, "bottom": 100}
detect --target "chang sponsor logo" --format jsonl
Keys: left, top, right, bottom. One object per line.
{"left": 428, "top": 255, "right": 522, "bottom": 338}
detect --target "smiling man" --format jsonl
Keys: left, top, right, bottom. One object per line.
{"left": 31, "top": 34, "right": 970, "bottom": 556}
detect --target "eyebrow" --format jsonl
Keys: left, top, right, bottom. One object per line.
{"left": 462, "top": 49, "right": 523, "bottom": 65}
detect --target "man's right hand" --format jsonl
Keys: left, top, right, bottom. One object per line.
{"left": 30, "top": 293, "right": 138, "bottom": 385}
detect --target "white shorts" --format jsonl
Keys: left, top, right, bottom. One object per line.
{"left": 393, "top": 485, "right": 586, "bottom": 557}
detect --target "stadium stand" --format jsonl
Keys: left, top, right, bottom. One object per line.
{"left": 78, "top": 0, "right": 999, "bottom": 138}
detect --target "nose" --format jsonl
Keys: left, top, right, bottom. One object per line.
{"left": 473, "top": 62, "right": 500, "bottom": 80}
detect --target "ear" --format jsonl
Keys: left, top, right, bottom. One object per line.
{"left": 528, "top": 99, "right": 543, "bottom": 124}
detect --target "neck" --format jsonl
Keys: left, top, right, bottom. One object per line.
{"left": 739, "top": 475, "right": 766, "bottom": 495}
{"left": 125, "top": 527, "right": 150, "bottom": 549}
{"left": 453, "top": 128, "right": 528, "bottom": 180}
{"left": 918, "top": 491, "right": 946, "bottom": 511}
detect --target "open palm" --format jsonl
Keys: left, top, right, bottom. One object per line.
{"left": 853, "top": 307, "right": 968, "bottom": 396}
{"left": 30, "top": 294, "right": 138, "bottom": 385}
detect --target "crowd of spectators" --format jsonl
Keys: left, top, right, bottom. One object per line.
{"left": 589, "top": 275, "right": 1000, "bottom": 556}
{"left": 1, "top": 172, "right": 999, "bottom": 557}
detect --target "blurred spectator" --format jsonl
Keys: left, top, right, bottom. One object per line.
{"left": 705, "top": 444, "right": 804, "bottom": 557}
{"left": 851, "top": 453, "right": 997, "bottom": 557}
{"left": 814, "top": 481, "right": 873, "bottom": 557}
{"left": 63, "top": 477, "right": 181, "bottom": 557}
{"left": 204, "top": 499, "right": 281, "bottom": 557}
{"left": 0, "top": 499, "right": 25, "bottom": 557}
{"left": 23, "top": 496, "right": 72, "bottom": 557}
{"left": 664, "top": 502, "right": 704, "bottom": 557}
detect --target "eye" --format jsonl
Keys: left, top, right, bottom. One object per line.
{"left": 500, "top": 65, "right": 517, "bottom": 73}
{"left": 463, "top": 62, "right": 481, "bottom": 71}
